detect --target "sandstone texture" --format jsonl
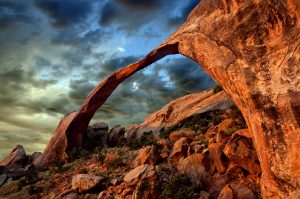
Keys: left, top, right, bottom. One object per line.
{"left": 127, "top": 90, "right": 232, "bottom": 137}
{"left": 71, "top": 174, "right": 104, "bottom": 193}
{"left": 40, "top": 0, "right": 300, "bottom": 198}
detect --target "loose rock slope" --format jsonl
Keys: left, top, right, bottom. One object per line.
{"left": 0, "top": 89, "right": 262, "bottom": 199}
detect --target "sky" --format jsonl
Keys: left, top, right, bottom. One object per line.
{"left": 0, "top": 0, "right": 216, "bottom": 159}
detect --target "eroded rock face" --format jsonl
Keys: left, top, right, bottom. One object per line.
{"left": 168, "top": 137, "right": 189, "bottom": 164}
{"left": 71, "top": 174, "right": 104, "bottom": 193}
{"left": 177, "top": 153, "right": 213, "bottom": 188}
{"left": 132, "top": 146, "right": 161, "bottom": 168}
{"left": 0, "top": 145, "right": 27, "bottom": 170}
{"left": 128, "top": 90, "right": 232, "bottom": 137}
{"left": 224, "top": 131, "right": 261, "bottom": 176}
{"left": 41, "top": 0, "right": 300, "bottom": 197}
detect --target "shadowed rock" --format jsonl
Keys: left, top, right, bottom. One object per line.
{"left": 41, "top": 0, "right": 300, "bottom": 197}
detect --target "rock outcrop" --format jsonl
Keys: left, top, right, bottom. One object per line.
{"left": 41, "top": 0, "right": 300, "bottom": 198}
{"left": 72, "top": 174, "right": 104, "bottom": 193}
{"left": 127, "top": 90, "right": 232, "bottom": 137}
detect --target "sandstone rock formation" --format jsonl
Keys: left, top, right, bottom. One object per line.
{"left": 132, "top": 146, "right": 161, "bottom": 168}
{"left": 168, "top": 137, "right": 189, "bottom": 164}
{"left": 177, "top": 153, "right": 213, "bottom": 187}
{"left": 0, "top": 145, "right": 27, "bottom": 170}
{"left": 41, "top": 0, "right": 300, "bottom": 197}
{"left": 71, "top": 174, "right": 104, "bottom": 193}
{"left": 127, "top": 90, "right": 232, "bottom": 137}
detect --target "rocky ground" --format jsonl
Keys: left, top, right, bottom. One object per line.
{"left": 0, "top": 88, "right": 262, "bottom": 199}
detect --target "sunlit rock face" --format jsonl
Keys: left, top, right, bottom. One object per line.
{"left": 166, "top": 0, "right": 300, "bottom": 198}
{"left": 41, "top": 0, "right": 300, "bottom": 198}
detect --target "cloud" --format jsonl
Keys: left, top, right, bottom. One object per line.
{"left": 0, "top": 0, "right": 209, "bottom": 159}
{"left": 115, "top": 0, "right": 165, "bottom": 9}
{"left": 34, "top": 0, "right": 93, "bottom": 28}
{"left": 167, "top": 0, "right": 201, "bottom": 27}
{"left": 0, "top": 1, "right": 37, "bottom": 29}
{"left": 99, "top": 0, "right": 173, "bottom": 34}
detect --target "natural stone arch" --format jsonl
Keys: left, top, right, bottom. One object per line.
{"left": 41, "top": 0, "right": 300, "bottom": 198}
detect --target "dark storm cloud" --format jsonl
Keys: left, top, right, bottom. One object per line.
{"left": 51, "top": 29, "right": 109, "bottom": 50}
{"left": 68, "top": 79, "right": 95, "bottom": 104}
{"left": 167, "top": 0, "right": 201, "bottom": 27}
{"left": 99, "top": 0, "right": 171, "bottom": 33}
{"left": 165, "top": 58, "right": 215, "bottom": 93}
{"left": 0, "top": 1, "right": 36, "bottom": 28}
{"left": 115, "top": 0, "right": 164, "bottom": 9}
{"left": 99, "top": 0, "right": 200, "bottom": 34}
{"left": 100, "top": 56, "right": 140, "bottom": 74}
{"left": 34, "top": 0, "right": 93, "bottom": 28}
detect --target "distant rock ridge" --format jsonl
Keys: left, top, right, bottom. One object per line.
{"left": 126, "top": 89, "right": 232, "bottom": 138}
{"left": 39, "top": 0, "right": 300, "bottom": 198}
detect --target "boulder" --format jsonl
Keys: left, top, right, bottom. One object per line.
{"left": 124, "top": 164, "right": 157, "bottom": 199}
{"left": 84, "top": 122, "right": 109, "bottom": 150}
{"left": 216, "top": 119, "right": 236, "bottom": 144}
{"left": 177, "top": 153, "right": 214, "bottom": 187}
{"left": 168, "top": 137, "right": 189, "bottom": 163}
{"left": 230, "top": 182, "right": 257, "bottom": 199}
{"left": 108, "top": 125, "right": 125, "bottom": 146}
{"left": 208, "top": 143, "right": 228, "bottom": 174}
{"left": 124, "top": 164, "right": 156, "bottom": 186}
{"left": 224, "top": 132, "right": 261, "bottom": 176}
{"left": 218, "top": 184, "right": 233, "bottom": 199}
{"left": 188, "top": 140, "right": 206, "bottom": 155}
{"left": 71, "top": 174, "right": 104, "bottom": 193}
{"left": 199, "top": 191, "right": 210, "bottom": 199}
{"left": 0, "top": 145, "right": 27, "bottom": 170}
{"left": 56, "top": 189, "right": 79, "bottom": 199}
{"left": 132, "top": 146, "right": 161, "bottom": 168}
{"left": 169, "top": 129, "right": 195, "bottom": 142}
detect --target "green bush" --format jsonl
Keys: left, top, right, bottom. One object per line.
{"left": 24, "top": 165, "right": 39, "bottom": 184}
{"left": 157, "top": 167, "right": 196, "bottom": 199}
{"left": 213, "top": 85, "right": 223, "bottom": 93}
{"left": 108, "top": 157, "right": 127, "bottom": 170}
{"left": 126, "top": 131, "right": 156, "bottom": 150}
{"left": 28, "top": 185, "right": 43, "bottom": 195}
{"left": 159, "top": 173, "right": 195, "bottom": 199}
{"left": 159, "top": 128, "right": 169, "bottom": 139}
{"left": 138, "top": 181, "right": 150, "bottom": 193}
{"left": 79, "top": 167, "right": 89, "bottom": 174}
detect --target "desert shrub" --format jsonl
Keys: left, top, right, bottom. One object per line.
{"left": 140, "top": 131, "right": 156, "bottom": 146}
{"left": 108, "top": 157, "right": 127, "bottom": 170}
{"left": 68, "top": 147, "right": 91, "bottom": 162}
{"left": 98, "top": 152, "right": 106, "bottom": 164}
{"left": 28, "top": 185, "right": 43, "bottom": 195}
{"left": 213, "top": 85, "right": 223, "bottom": 93}
{"left": 16, "top": 179, "right": 27, "bottom": 191}
{"left": 178, "top": 110, "right": 224, "bottom": 133}
{"left": 138, "top": 181, "right": 150, "bottom": 193}
{"left": 126, "top": 131, "right": 156, "bottom": 150}
{"left": 159, "top": 173, "right": 195, "bottom": 199}
{"left": 24, "top": 165, "right": 39, "bottom": 184}
{"left": 53, "top": 158, "right": 65, "bottom": 169}
{"left": 79, "top": 167, "right": 89, "bottom": 174}
{"left": 159, "top": 128, "right": 169, "bottom": 139}
{"left": 156, "top": 166, "right": 196, "bottom": 199}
